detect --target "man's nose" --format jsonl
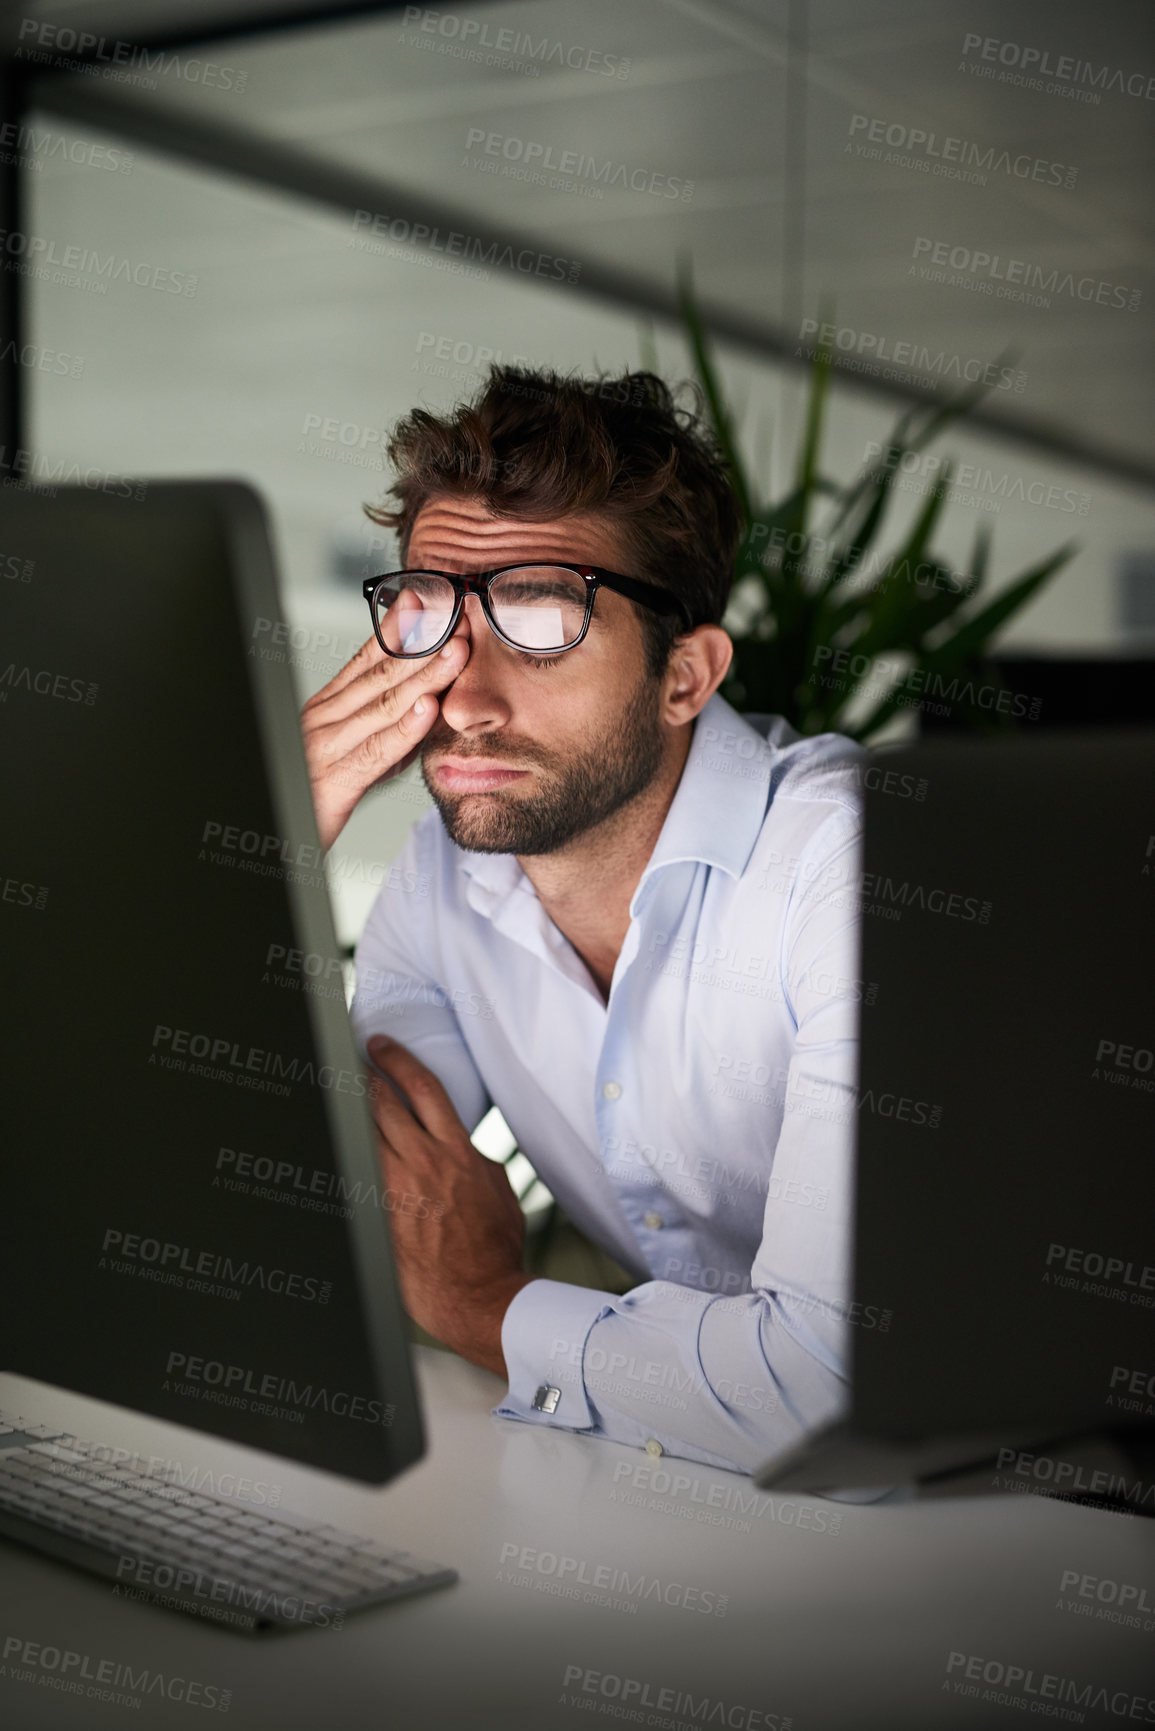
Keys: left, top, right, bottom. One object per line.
{"left": 437, "top": 592, "right": 509, "bottom": 731}
{"left": 446, "top": 592, "right": 487, "bottom": 647}
{"left": 456, "top": 594, "right": 480, "bottom": 633}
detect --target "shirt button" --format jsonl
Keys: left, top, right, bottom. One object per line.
{"left": 643, "top": 1212, "right": 664, "bottom": 1230}
{"left": 602, "top": 1081, "right": 622, "bottom": 1100}
{"left": 644, "top": 1439, "right": 664, "bottom": 1458}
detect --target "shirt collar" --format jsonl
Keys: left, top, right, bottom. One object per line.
{"left": 456, "top": 690, "right": 774, "bottom": 910}
{"left": 630, "top": 690, "right": 771, "bottom": 907}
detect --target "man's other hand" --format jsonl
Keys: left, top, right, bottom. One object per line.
{"left": 366, "top": 1034, "right": 531, "bottom": 1378}
{"left": 302, "top": 632, "right": 468, "bottom": 851}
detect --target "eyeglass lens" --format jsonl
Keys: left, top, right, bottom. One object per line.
{"left": 374, "top": 567, "right": 590, "bottom": 654}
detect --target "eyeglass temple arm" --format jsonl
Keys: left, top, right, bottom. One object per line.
{"left": 605, "top": 571, "right": 694, "bottom": 629}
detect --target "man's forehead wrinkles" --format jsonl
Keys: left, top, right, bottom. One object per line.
{"left": 413, "top": 518, "right": 601, "bottom": 545}
{"left": 409, "top": 509, "right": 620, "bottom": 570}
{"left": 412, "top": 500, "right": 614, "bottom": 536}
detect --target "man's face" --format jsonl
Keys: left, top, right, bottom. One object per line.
{"left": 408, "top": 496, "right": 671, "bottom": 856}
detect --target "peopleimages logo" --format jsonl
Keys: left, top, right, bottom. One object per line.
{"left": 0, "top": 227, "right": 198, "bottom": 296}
{"left": 463, "top": 128, "right": 694, "bottom": 200}
{"left": 559, "top": 1664, "right": 789, "bottom": 1729}
{"left": 401, "top": 7, "right": 631, "bottom": 80}
{"left": 113, "top": 1555, "right": 341, "bottom": 1629}
{"left": 1058, "top": 1567, "right": 1155, "bottom": 1630}
{"left": 1, "top": 550, "right": 35, "bottom": 582}
{"left": 0, "top": 339, "right": 85, "bottom": 377}
{"left": 847, "top": 113, "right": 1077, "bottom": 189}
{"left": 164, "top": 1351, "right": 396, "bottom": 1427}
{"left": 1109, "top": 1365, "right": 1155, "bottom": 1407}
{"left": 812, "top": 641, "right": 1046, "bottom": 720}
{"left": 414, "top": 330, "right": 532, "bottom": 373}
{"left": 862, "top": 441, "right": 1091, "bottom": 517}
{"left": 15, "top": 17, "right": 248, "bottom": 92}
{"left": 959, "top": 32, "right": 1155, "bottom": 102}
{"left": 798, "top": 317, "right": 1026, "bottom": 392}
{"left": 0, "top": 664, "right": 98, "bottom": 705}
{"left": 99, "top": 1227, "right": 333, "bottom": 1304}
{"left": 0, "top": 443, "right": 147, "bottom": 499}
{"left": 0, "top": 121, "right": 134, "bottom": 174}
{"left": 296, "top": 411, "right": 386, "bottom": 472}
{"left": 498, "top": 1543, "right": 729, "bottom": 1616}
{"left": 992, "top": 1445, "right": 1155, "bottom": 1513}
{"left": 1043, "top": 1240, "right": 1155, "bottom": 1306}
{"left": 42, "top": 1444, "right": 282, "bottom": 1508}
{"left": 910, "top": 236, "right": 1141, "bottom": 312}
{"left": 213, "top": 1145, "right": 447, "bottom": 1223}
{"left": 149, "top": 1022, "right": 368, "bottom": 1100}
{"left": 350, "top": 209, "right": 582, "bottom": 283}
{"left": 945, "top": 1649, "right": 1155, "bottom": 1720}
{"left": 610, "top": 1460, "right": 841, "bottom": 1539}
{"left": 1, "top": 872, "right": 49, "bottom": 910}
{"left": 1093, "top": 1036, "right": 1155, "bottom": 1094}
{"left": 1, "top": 1635, "right": 231, "bottom": 1712}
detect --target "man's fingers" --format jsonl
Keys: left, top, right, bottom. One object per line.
{"left": 302, "top": 633, "right": 469, "bottom": 849}
{"left": 303, "top": 637, "right": 465, "bottom": 781}
{"left": 367, "top": 1036, "right": 467, "bottom": 1143}
{"left": 300, "top": 619, "right": 473, "bottom": 850}
{"left": 301, "top": 633, "right": 385, "bottom": 718}
{"left": 320, "top": 692, "right": 441, "bottom": 809}
{"left": 366, "top": 1065, "right": 419, "bottom": 1134}
{"left": 308, "top": 633, "right": 467, "bottom": 732}
{"left": 319, "top": 669, "right": 446, "bottom": 775}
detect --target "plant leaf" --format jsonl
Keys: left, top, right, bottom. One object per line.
{"left": 918, "top": 544, "right": 1077, "bottom": 672}
{"left": 676, "top": 257, "right": 753, "bottom": 524}
{"left": 794, "top": 340, "right": 830, "bottom": 534}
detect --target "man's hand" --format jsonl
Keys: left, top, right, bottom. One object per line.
{"left": 301, "top": 632, "right": 469, "bottom": 851}
{"left": 366, "top": 1034, "right": 531, "bottom": 1379}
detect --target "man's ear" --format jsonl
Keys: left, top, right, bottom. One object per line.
{"left": 661, "top": 625, "right": 733, "bottom": 725}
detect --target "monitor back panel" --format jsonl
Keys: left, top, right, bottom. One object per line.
{"left": 851, "top": 730, "right": 1155, "bottom": 1449}
{"left": 0, "top": 482, "right": 421, "bottom": 1483}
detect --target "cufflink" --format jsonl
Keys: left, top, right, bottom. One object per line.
{"left": 532, "top": 1384, "right": 561, "bottom": 1414}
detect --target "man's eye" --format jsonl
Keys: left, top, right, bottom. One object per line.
{"left": 519, "top": 652, "right": 565, "bottom": 670}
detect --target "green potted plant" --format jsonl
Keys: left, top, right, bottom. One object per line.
{"left": 662, "top": 270, "right": 1076, "bottom": 741}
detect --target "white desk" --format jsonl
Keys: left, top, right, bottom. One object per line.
{"left": 1, "top": 1349, "right": 1152, "bottom": 1731}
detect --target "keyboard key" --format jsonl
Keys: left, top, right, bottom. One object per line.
{"left": 28, "top": 1442, "right": 88, "bottom": 1463}
{"left": 0, "top": 1461, "right": 41, "bottom": 1482}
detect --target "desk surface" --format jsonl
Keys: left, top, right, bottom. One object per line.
{"left": 1, "top": 1349, "right": 1153, "bottom": 1731}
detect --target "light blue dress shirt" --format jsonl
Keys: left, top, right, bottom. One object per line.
{"left": 351, "top": 691, "right": 869, "bottom": 1477}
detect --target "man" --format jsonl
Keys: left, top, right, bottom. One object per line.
{"left": 302, "top": 365, "right": 866, "bottom": 1477}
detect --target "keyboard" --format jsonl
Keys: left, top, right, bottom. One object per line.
{"left": 0, "top": 1409, "right": 457, "bottom": 1630}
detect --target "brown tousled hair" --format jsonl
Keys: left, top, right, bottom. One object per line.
{"left": 364, "top": 365, "right": 743, "bottom": 676}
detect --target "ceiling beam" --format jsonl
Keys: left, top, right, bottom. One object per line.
{"left": 6, "top": 1, "right": 424, "bottom": 64}
{"left": 29, "top": 72, "right": 1155, "bottom": 495}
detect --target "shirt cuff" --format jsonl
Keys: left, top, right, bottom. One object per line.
{"left": 493, "top": 1278, "right": 617, "bottom": 1432}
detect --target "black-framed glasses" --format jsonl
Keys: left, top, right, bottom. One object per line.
{"left": 362, "top": 563, "right": 692, "bottom": 658}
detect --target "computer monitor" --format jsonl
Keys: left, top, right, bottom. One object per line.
{"left": 758, "top": 729, "right": 1155, "bottom": 1508}
{"left": 0, "top": 479, "right": 421, "bottom": 1486}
